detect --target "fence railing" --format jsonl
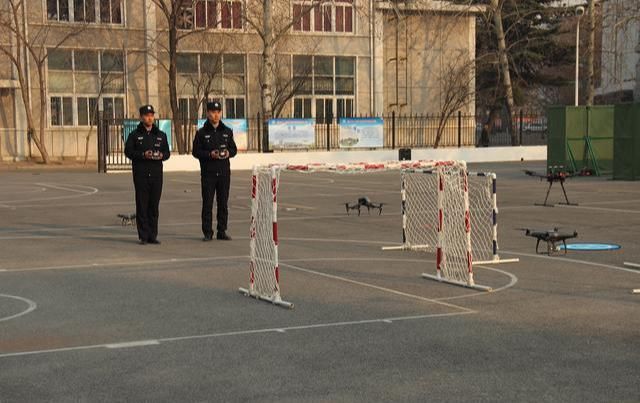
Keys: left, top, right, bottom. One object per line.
{"left": 97, "top": 111, "right": 547, "bottom": 171}
{"left": 172, "top": 111, "right": 546, "bottom": 153}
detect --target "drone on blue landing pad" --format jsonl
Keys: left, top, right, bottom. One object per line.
{"left": 345, "top": 197, "right": 384, "bottom": 216}
{"left": 520, "top": 227, "right": 578, "bottom": 255}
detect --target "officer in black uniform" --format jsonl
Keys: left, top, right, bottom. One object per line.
{"left": 192, "top": 101, "right": 237, "bottom": 241}
{"left": 124, "top": 105, "right": 170, "bottom": 245}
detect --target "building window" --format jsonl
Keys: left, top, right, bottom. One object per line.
{"left": 48, "top": 48, "right": 126, "bottom": 126}
{"left": 293, "top": 0, "right": 353, "bottom": 34}
{"left": 292, "top": 55, "right": 355, "bottom": 118}
{"left": 77, "top": 97, "right": 98, "bottom": 126}
{"left": 178, "top": 98, "right": 199, "bottom": 121}
{"left": 314, "top": 4, "right": 331, "bottom": 32}
{"left": 335, "top": 1, "right": 353, "bottom": 33}
{"left": 177, "top": 53, "right": 246, "bottom": 118}
{"left": 100, "top": 0, "right": 122, "bottom": 24}
{"left": 74, "top": 0, "right": 96, "bottom": 22}
{"left": 292, "top": 4, "right": 311, "bottom": 32}
{"left": 102, "top": 96, "right": 124, "bottom": 120}
{"left": 293, "top": 98, "right": 312, "bottom": 118}
{"left": 224, "top": 97, "right": 245, "bottom": 118}
{"left": 47, "top": 0, "right": 120, "bottom": 23}
{"left": 195, "top": 0, "right": 217, "bottom": 28}
{"left": 50, "top": 96, "right": 73, "bottom": 126}
{"left": 221, "top": 1, "right": 242, "bottom": 29}
{"left": 182, "top": 0, "right": 243, "bottom": 30}
{"left": 48, "top": 0, "right": 70, "bottom": 21}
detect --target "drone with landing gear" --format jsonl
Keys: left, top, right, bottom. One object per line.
{"left": 520, "top": 227, "right": 578, "bottom": 255}
{"left": 345, "top": 197, "right": 384, "bottom": 216}
{"left": 524, "top": 166, "right": 579, "bottom": 207}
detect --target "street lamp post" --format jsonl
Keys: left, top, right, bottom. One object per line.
{"left": 575, "top": 6, "right": 585, "bottom": 106}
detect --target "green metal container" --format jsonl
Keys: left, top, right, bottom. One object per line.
{"left": 613, "top": 103, "right": 640, "bottom": 181}
{"left": 546, "top": 106, "right": 614, "bottom": 175}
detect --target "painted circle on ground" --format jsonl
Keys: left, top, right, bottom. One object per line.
{"left": 559, "top": 243, "right": 621, "bottom": 251}
{"left": 0, "top": 294, "right": 37, "bottom": 322}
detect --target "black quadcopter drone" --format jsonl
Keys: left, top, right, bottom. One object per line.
{"left": 524, "top": 166, "right": 578, "bottom": 207}
{"left": 345, "top": 197, "right": 384, "bottom": 216}
{"left": 521, "top": 227, "right": 578, "bottom": 255}
{"left": 117, "top": 213, "right": 136, "bottom": 226}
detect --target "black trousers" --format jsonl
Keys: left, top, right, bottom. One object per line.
{"left": 201, "top": 173, "right": 230, "bottom": 237}
{"left": 133, "top": 174, "right": 163, "bottom": 242}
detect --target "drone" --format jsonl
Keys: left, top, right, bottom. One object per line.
{"left": 521, "top": 227, "right": 578, "bottom": 255}
{"left": 345, "top": 197, "right": 384, "bottom": 216}
{"left": 117, "top": 213, "right": 136, "bottom": 226}
{"left": 524, "top": 166, "right": 578, "bottom": 207}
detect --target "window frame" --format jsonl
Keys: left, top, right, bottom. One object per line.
{"left": 291, "top": 55, "right": 356, "bottom": 118}
{"left": 47, "top": 47, "right": 127, "bottom": 127}
{"left": 292, "top": 0, "right": 354, "bottom": 34}
{"left": 45, "top": 0, "right": 124, "bottom": 25}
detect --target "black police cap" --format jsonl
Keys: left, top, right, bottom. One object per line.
{"left": 206, "top": 101, "right": 222, "bottom": 111}
{"left": 139, "top": 105, "right": 155, "bottom": 115}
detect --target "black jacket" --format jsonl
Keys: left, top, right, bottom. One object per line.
{"left": 192, "top": 120, "right": 237, "bottom": 176}
{"left": 124, "top": 122, "right": 170, "bottom": 177}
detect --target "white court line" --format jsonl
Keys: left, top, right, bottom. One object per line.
{"left": 279, "top": 257, "right": 519, "bottom": 301}
{"left": 0, "top": 198, "right": 201, "bottom": 209}
{"left": 0, "top": 255, "right": 249, "bottom": 273}
{"left": 105, "top": 340, "right": 160, "bottom": 349}
{"left": 501, "top": 251, "right": 640, "bottom": 275}
{"left": 582, "top": 198, "right": 640, "bottom": 206}
{"left": 0, "top": 183, "right": 98, "bottom": 206}
{"left": 0, "top": 311, "right": 474, "bottom": 359}
{"left": 279, "top": 262, "right": 473, "bottom": 313}
{"left": 435, "top": 265, "right": 519, "bottom": 301}
{"left": 0, "top": 214, "right": 397, "bottom": 238}
{"left": 555, "top": 204, "right": 640, "bottom": 214}
{"left": 623, "top": 262, "right": 640, "bottom": 269}
{"left": 0, "top": 294, "right": 37, "bottom": 323}
{"left": 37, "top": 183, "right": 93, "bottom": 194}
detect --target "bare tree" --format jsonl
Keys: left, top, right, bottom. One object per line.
{"left": 434, "top": 53, "right": 475, "bottom": 149}
{"left": 244, "top": 0, "right": 324, "bottom": 123}
{"left": 636, "top": 22, "right": 640, "bottom": 102}
{"left": 489, "top": 0, "right": 517, "bottom": 145}
{"left": 0, "top": 0, "right": 85, "bottom": 163}
{"left": 595, "top": 0, "right": 640, "bottom": 102}
{"left": 258, "top": 45, "right": 316, "bottom": 118}
{"left": 586, "top": 0, "right": 596, "bottom": 105}
{"left": 150, "top": 0, "right": 228, "bottom": 154}
{"left": 81, "top": 47, "right": 146, "bottom": 165}
{"left": 181, "top": 48, "right": 225, "bottom": 141}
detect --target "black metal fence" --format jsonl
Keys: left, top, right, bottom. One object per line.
{"left": 98, "top": 111, "right": 547, "bottom": 172}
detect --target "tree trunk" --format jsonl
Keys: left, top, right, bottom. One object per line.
{"left": 168, "top": 21, "right": 184, "bottom": 154}
{"left": 586, "top": 0, "right": 596, "bottom": 106}
{"left": 634, "top": 14, "right": 640, "bottom": 102}
{"left": 260, "top": 0, "right": 274, "bottom": 151}
{"left": 490, "top": 0, "right": 517, "bottom": 145}
{"left": 10, "top": 0, "right": 49, "bottom": 163}
{"left": 32, "top": 63, "right": 50, "bottom": 163}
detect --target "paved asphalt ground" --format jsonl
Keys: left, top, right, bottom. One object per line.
{"left": 0, "top": 161, "right": 638, "bottom": 402}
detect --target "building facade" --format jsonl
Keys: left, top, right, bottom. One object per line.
{"left": 596, "top": 0, "right": 640, "bottom": 103}
{"left": 0, "top": 0, "right": 481, "bottom": 160}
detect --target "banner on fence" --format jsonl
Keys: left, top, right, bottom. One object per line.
{"left": 197, "top": 118, "right": 248, "bottom": 151}
{"left": 268, "top": 118, "right": 315, "bottom": 149}
{"left": 123, "top": 119, "right": 173, "bottom": 151}
{"left": 338, "top": 117, "right": 384, "bottom": 148}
